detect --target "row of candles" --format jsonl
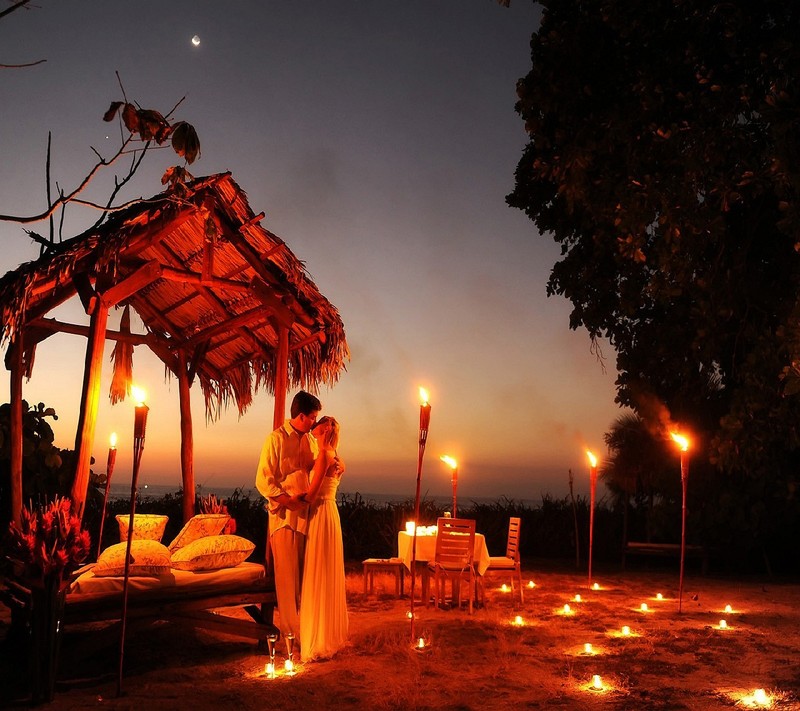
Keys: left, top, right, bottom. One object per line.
{"left": 501, "top": 585, "right": 775, "bottom": 706}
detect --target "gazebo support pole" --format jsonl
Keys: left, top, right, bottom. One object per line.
{"left": 272, "top": 325, "right": 289, "bottom": 430}
{"left": 71, "top": 299, "right": 109, "bottom": 521}
{"left": 9, "top": 336, "right": 24, "bottom": 526}
{"left": 177, "top": 351, "right": 195, "bottom": 524}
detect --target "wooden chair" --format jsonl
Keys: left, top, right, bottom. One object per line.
{"left": 427, "top": 517, "right": 476, "bottom": 614}
{"left": 480, "top": 516, "right": 523, "bottom": 605}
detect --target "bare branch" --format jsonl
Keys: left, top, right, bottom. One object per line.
{"left": 0, "top": 59, "right": 46, "bottom": 68}
{"left": 0, "top": 0, "right": 34, "bottom": 21}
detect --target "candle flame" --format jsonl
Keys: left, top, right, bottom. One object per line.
{"left": 586, "top": 450, "right": 597, "bottom": 467}
{"left": 440, "top": 454, "right": 458, "bottom": 470}
{"left": 131, "top": 385, "right": 147, "bottom": 406}
{"left": 592, "top": 675, "right": 603, "bottom": 690}
{"left": 670, "top": 431, "right": 689, "bottom": 451}
{"left": 109, "top": 432, "right": 118, "bottom": 448}
{"left": 419, "top": 387, "right": 429, "bottom": 405}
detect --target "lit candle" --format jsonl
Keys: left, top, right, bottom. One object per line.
{"left": 563, "top": 604, "right": 572, "bottom": 614}
{"left": 574, "top": 594, "right": 582, "bottom": 603}
{"left": 592, "top": 675, "right": 603, "bottom": 690}
{"left": 753, "top": 689, "right": 770, "bottom": 706}
{"left": 640, "top": 602, "right": 648, "bottom": 612}
{"left": 284, "top": 658, "right": 294, "bottom": 673}
{"left": 724, "top": 604, "right": 733, "bottom": 614}
{"left": 417, "top": 637, "right": 425, "bottom": 649}
{"left": 513, "top": 615, "right": 524, "bottom": 626}
{"left": 719, "top": 619, "right": 727, "bottom": 629}
{"left": 656, "top": 593, "right": 663, "bottom": 601}
{"left": 405, "top": 521, "right": 415, "bottom": 535}
{"left": 621, "top": 625, "right": 631, "bottom": 636}
{"left": 592, "top": 582, "right": 600, "bottom": 591}
{"left": 265, "top": 662, "right": 275, "bottom": 678}
{"left": 584, "top": 643, "right": 593, "bottom": 654}
{"left": 527, "top": 580, "right": 536, "bottom": 589}
{"left": 501, "top": 584, "right": 509, "bottom": 593}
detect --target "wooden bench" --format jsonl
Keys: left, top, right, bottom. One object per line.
{"left": 362, "top": 557, "right": 405, "bottom": 597}
{"left": 623, "top": 541, "right": 709, "bottom": 575}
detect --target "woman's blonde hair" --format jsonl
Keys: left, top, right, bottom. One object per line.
{"left": 315, "top": 416, "right": 340, "bottom": 450}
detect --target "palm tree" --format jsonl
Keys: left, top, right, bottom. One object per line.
{"left": 602, "top": 412, "right": 676, "bottom": 545}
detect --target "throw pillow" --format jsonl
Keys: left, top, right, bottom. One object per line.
{"left": 167, "top": 513, "right": 231, "bottom": 553}
{"left": 94, "top": 540, "right": 172, "bottom": 577}
{"left": 115, "top": 513, "right": 169, "bottom": 542}
{"left": 170, "top": 534, "right": 255, "bottom": 572}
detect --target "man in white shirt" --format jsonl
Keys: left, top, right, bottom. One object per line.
{"left": 255, "top": 390, "right": 321, "bottom": 640}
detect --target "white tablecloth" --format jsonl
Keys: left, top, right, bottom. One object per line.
{"left": 397, "top": 531, "right": 491, "bottom": 576}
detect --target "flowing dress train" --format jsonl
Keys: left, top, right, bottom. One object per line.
{"left": 299, "top": 474, "right": 348, "bottom": 661}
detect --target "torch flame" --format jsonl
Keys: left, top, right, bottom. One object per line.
{"left": 131, "top": 385, "right": 147, "bottom": 406}
{"left": 586, "top": 450, "right": 597, "bottom": 468}
{"left": 670, "top": 432, "right": 689, "bottom": 451}
{"left": 419, "top": 387, "right": 429, "bottom": 405}
{"left": 440, "top": 454, "right": 458, "bottom": 470}
{"left": 109, "top": 432, "right": 118, "bottom": 448}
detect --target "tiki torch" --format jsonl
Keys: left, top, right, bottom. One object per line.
{"left": 409, "top": 387, "right": 431, "bottom": 643}
{"left": 96, "top": 432, "right": 118, "bottom": 560}
{"left": 586, "top": 450, "right": 598, "bottom": 588}
{"left": 440, "top": 455, "right": 458, "bottom": 518}
{"left": 118, "top": 387, "right": 149, "bottom": 696}
{"left": 670, "top": 431, "right": 690, "bottom": 613}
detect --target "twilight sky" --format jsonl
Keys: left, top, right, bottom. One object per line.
{"left": 0, "top": 1, "right": 623, "bottom": 501}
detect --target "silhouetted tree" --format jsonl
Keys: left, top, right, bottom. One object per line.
{"left": 508, "top": 0, "right": 800, "bottom": 566}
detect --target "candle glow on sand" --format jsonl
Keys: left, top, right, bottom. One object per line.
{"left": 560, "top": 603, "right": 574, "bottom": 616}
{"left": 725, "top": 687, "right": 776, "bottom": 709}
{"left": 527, "top": 580, "right": 536, "bottom": 589}
{"left": 512, "top": 615, "right": 524, "bottom": 626}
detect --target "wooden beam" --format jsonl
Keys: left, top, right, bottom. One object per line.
{"left": 71, "top": 300, "right": 109, "bottom": 521}
{"left": 273, "top": 325, "right": 289, "bottom": 430}
{"left": 28, "top": 317, "right": 150, "bottom": 345}
{"left": 176, "top": 306, "right": 268, "bottom": 351}
{"left": 249, "top": 278, "right": 295, "bottom": 330}
{"left": 158, "top": 266, "right": 249, "bottom": 292}
{"left": 100, "top": 259, "right": 162, "bottom": 308}
{"left": 72, "top": 271, "right": 96, "bottom": 314}
{"left": 9, "top": 336, "right": 24, "bottom": 526}
{"left": 177, "top": 351, "right": 195, "bottom": 525}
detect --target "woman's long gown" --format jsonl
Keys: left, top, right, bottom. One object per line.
{"left": 299, "top": 473, "right": 348, "bottom": 661}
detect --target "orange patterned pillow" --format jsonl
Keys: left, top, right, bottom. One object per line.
{"left": 116, "top": 514, "right": 169, "bottom": 542}
{"left": 170, "top": 535, "right": 255, "bottom": 571}
{"left": 167, "top": 513, "right": 231, "bottom": 553}
{"left": 94, "top": 540, "right": 172, "bottom": 577}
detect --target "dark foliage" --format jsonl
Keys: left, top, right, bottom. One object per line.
{"left": 508, "top": 0, "right": 800, "bottom": 567}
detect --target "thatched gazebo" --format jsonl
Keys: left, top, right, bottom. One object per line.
{"left": 0, "top": 172, "right": 349, "bottom": 525}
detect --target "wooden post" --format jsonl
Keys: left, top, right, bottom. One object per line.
{"left": 71, "top": 298, "right": 109, "bottom": 520}
{"left": 177, "top": 351, "right": 195, "bottom": 524}
{"left": 9, "top": 336, "right": 24, "bottom": 526}
{"left": 272, "top": 325, "right": 289, "bottom": 430}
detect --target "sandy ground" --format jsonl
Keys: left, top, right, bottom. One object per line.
{"left": 2, "top": 562, "right": 799, "bottom": 710}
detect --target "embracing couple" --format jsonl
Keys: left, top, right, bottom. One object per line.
{"left": 254, "top": 390, "right": 348, "bottom": 662}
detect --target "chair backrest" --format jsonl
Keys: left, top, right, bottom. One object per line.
{"left": 434, "top": 517, "right": 476, "bottom": 569}
{"left": 505, "top": 517, "right": 521, "bottom": 560}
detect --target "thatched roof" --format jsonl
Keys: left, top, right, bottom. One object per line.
{"left": 0, "top": 172, "right": 349, "bottom": 417}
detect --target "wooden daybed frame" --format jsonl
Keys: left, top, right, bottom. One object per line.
{"left": 1, "top": 553, "right": 278, "bottom": 647}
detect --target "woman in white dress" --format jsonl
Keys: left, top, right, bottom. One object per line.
{"left": 299, "top": 416, "right": 348, "bottom": 661}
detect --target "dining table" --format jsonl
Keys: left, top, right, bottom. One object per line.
{"left": 396, "top": 529, "right": 492, "bottom": 576}
{"left": 397, "top": 528, "right": 492, "bottom": 607}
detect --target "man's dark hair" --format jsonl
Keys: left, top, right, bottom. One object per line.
{"left": 290, "top": 390, "right": 322, "bottom": 418}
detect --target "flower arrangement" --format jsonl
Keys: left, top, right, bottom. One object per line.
{"left": 7, "top": 496, "right": 91, "bottom": 587}
{"left": 199, "top": 493, "right": 237, "bottom": 534}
